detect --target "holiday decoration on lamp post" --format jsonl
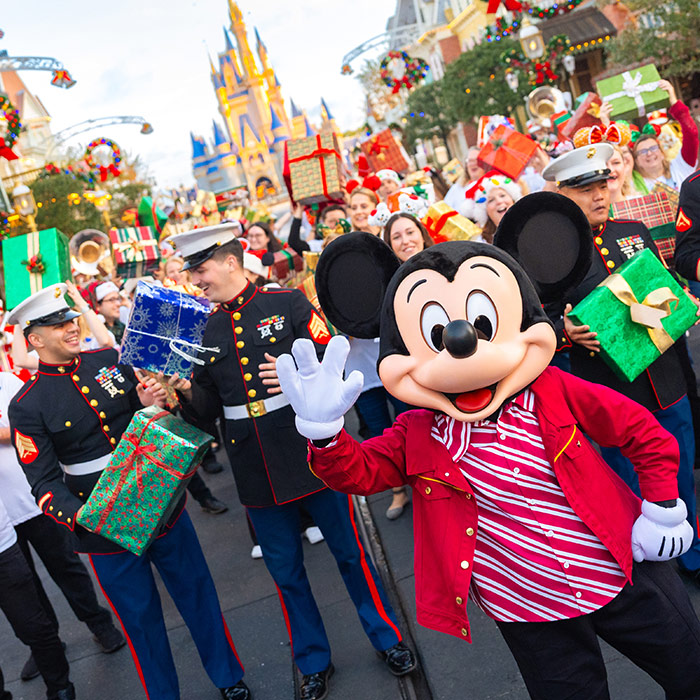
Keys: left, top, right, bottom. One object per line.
{"left": 0, "top": 93, "right": 21, "bottom": 160}
{"left": 501, "top": 33, "right": 572, "bottom": 87}
{"left": 84, "top": 138, "right": 122, "bottom": 182}
{"left": 12, "top": 184, "right": 38, "bottom": 232}
{"left": 379, "top": 51, "right": 429, "bottom": 93}
{"left": 483, "top": 0, "right": 585, "bottom": 43}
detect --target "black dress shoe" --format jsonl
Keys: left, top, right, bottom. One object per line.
{"left": 92, "top": 623, "right": 126, "bottom": 653}
{"left": 220, "top": 680, "right": 251, "bottom": 699}
{"left": 378, "top": 641, "right": 416, "bottom": 676}
{"left": 22, "top": 642, "right": 67, "bottom": 681}
{"left": 300, "top": 664, "right": 334, "bottom": 700}
{"left": 49, "top": 683, "right": 75, "bottom": 700}
{"left": 200, "top": 496, "right": 229, "bottom": 514}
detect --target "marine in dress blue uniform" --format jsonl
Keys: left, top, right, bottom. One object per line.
{"left": 172, "top": 226, "right": 414, "bottom": 700}
{"left": 541, "top": 146, "right": 700, "bottom": 577}
{"left": 7, "top": 284, "right": 250, "bottom": 700}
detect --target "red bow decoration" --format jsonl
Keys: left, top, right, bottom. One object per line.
{"left": 0, "top": 146, "right": 18, "bottom": 161}
{"left": 99, "top": 163, "right": 121, "bottom": 182}
{"left": 368, "top": 136, "right": 388, "bottom": 156}
{"left": 534, "top": 61, "right": 557, "bottom": 85}
{"left": 486, "top": 0, "right": 522, "bottom": 13}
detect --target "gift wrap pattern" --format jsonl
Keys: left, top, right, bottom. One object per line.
{"left": 2, "top": 228, "right": 72, "bottom": 310}
{"left": 76, "top": 407, "right": 213, "bottom": 555}
{"left": 596, "top": 65, "right": 670, "bottom": 121}
{"left": 478, "top": 125, "right": 538, "bottom": 181}
{"left": 287, "top": 133, "right": 345, "bottom": 205}
{"left": 360, "top": 129, "right": 411, "bottom": 173}
{"left": 109, "top": 226, "right": 160, "bottom": 279}
{"left": 568, "top": 248, "right": 696, "bottom": 382}
{"left": 120, "top": 281, "right": 212, "bottom": 377}
{"left": 423, "top": 201, "right": 481, "bottom": 243}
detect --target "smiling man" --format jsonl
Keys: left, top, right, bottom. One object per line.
{"left": 542, "top": 144, "right": 700, "bottom": 586}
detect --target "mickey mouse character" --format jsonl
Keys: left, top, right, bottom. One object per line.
{"left": 277, "top": 192, "right": 700, "bottom": 699}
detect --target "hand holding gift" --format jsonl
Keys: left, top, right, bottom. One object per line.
{"left": 563, "top": 303, "right": 600, "bottom": 352}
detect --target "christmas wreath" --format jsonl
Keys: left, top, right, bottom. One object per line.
{"left": 84, "top": 138, "right": 122, "bottom": 181}
{"left": 0, "top": 93, "right": 21, "bottom": 160}
{"left": 501, "top": 34, "right": 571, "bottom": 86}
{"left": 379, "top": 51, "right": 429, "bottom": 94}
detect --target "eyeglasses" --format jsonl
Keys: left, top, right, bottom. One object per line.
{"left": 637, "top": 145, "right": 660, "bottom": 157}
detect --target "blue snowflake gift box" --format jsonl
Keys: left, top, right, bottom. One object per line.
{"left": 120, "top": 282, "right": 216, "bottom": 378}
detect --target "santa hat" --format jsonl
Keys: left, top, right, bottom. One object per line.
{"left": 376, "top": 169, "right": 402, "bottom": 186}
{"left": 459, "top": 174, "right": 523, "bottom": 228}
{"left": 94, "top": 281, "right": 119, "bottom": 302}
{"left": 357, "top": 154, "right": 371, "bottom": 178}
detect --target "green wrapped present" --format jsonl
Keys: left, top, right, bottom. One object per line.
{"left": 77, "top": 407, "right": 213, "bottom": 555}
{"left": 596, "top": 65, "right": 669, "bottom": 121}
{"left": 2, "top": 228, "right": 72, "bottom": 310}
{"left": 568, "top": 248, "right": 696, "bottom": 382}
{"left": 108, "top": 226, "right": 160, "bottom": 278}
{"left": 138, "top": 196, "right": 168, "bottom": 236}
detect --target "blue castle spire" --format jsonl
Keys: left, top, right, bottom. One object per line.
{"left": 321, "top": 97, "right": 334, "bottom": 121}
{"left": 290, "top": 99, "right": 303, "bottom": 118}
{"left": 190, "top": 132, "right": 206, "bottom": 159}
{"left": 223, "top": 27, "right": 235, "bottom": 52}
{"left": 303, "top": 115, "right": 315, "bottom": 137}
{"left": 212, "top": 120, "right": 228, "bottom": 146}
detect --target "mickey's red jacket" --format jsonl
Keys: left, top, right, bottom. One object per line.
{"left": 309, "top": 366, "right": 680, "bottom": 642}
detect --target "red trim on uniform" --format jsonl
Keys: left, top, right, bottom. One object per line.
{"left": 647, "top": 376, "right": 686, "bottom": 412}
{"left": 274, "top": 583, "right": 295, "bottom": 656}
{"left": 345, "top": 494, "right": 402, "bottom": 642}
{"left": 68, "top": 356, "right": 114, "bottom": 448}
{"left": 88, "top": 555, "right": 150, "bottom": 699}
{"left": 688, "top": 172, "right": 700, "bottom": 184}
{"left": 15, "top": 378, "right": 39, "bottom": 403}
{"left": 221, "top": 614, "right": 245, "bottom": 669}
{"left": 593, "top": 222, "right": 613, "bottom": 274}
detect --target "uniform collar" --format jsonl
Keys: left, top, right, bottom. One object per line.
{"left": 38, "top": 356, "right": 80, "bottom": 375}
{"left": 221, "top": 281, "right": 257, "bottom": 312}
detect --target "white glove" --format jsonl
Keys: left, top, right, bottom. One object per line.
{"left": 631, "top": 499, "right": 693, "bottom": 563}
{"left": 276, "top": 335, "right": 364, "bottom": 440}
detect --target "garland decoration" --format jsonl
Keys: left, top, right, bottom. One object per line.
{"left": 84, "top": 138, "right": 122, "bottom": 181}
{"left": 484, "top": 0, "right": 584, "bottom": 41}
{"left": 380, "top": 51, "right": 429, "bottom": 94}
{"left": 0, "top": 93, "right": 21, "bottom": 160}
{"left": 500, "top": 34, "right": 571, "bottom": 86}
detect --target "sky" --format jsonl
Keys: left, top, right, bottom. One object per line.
{"left": 1, "top": 0, "right": 397, "bottom": 190}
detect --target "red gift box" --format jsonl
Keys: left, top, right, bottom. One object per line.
{"left": 108, "top": 226, "right": 160, "bottom": 278}
{"left": 560, "top": 93, "right": 603, "bottom": 141}
{"left": 360, "top": 129, "right": 410, "bottom": 174}
{"left": 610, "top": 192, "right": 675, "bottom": 230}
{"left": 477, "top": 125, "right": 538, "bottom": 180}
{"left": 270, "top": 249, "right": 303, "bottom": 282}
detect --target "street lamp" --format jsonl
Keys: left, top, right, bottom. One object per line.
{"left": 12, "top": 184, "right": 38, "bottom": 232}
{"left": 562, "top": 53, "right": 576, "bottom": 75}
{"left": 505, "top": 70, "right": 520, "bottom": 92}
{"left": 519, "top": 17, "right": 545, "bottom": 60}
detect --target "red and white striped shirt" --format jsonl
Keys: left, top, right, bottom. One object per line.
{"left": 431, "top": 390, "right": 626, "bottom": 623}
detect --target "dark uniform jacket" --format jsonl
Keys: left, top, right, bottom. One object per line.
{"left": 8, "top": 348, "right": 184, "bottom": 553}
{"left": 184, "top": 281, "right": 331, "bottom": 507}
{"left": 549, "top": 218, "right": 687, "bottom": 412}
{"left": 673, "top": 169, "right": 700, "bottom": 281}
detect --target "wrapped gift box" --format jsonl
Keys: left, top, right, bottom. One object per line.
{"left": 568, "top": 248, "right": 696, "bottom": 382}
{"left": 652, "top": 182, "right": 680, "bottom": 212}
{"left": 551, "top": 110, "right": 573, "bottom": 139}
{"left": 2, "top": 228, "right": 72, "bottom": 310}
{"left": 610, "top": 192, "right": 675, "bottom": 230}
{"left": 360, "top": 129, "right": 410, "bottom": 174}
{"left": 138, "top": 196, "right": 168, "bottom": 235}
{"left": 109, "top": 226, "right": 160, "bottom": 279}
{"left": 478, "top": 125, "right": 538, "bottom": 181}
{"left": 286, "top": 133, "right": 345, "bottom": 205}
{"left": 477, "top": 115, "right": 514, "bottom": 148}
{"left": 296, "top": 274, "right": 340, "bottom": 337}
{"left": 423, "top": 201, "right": 481, "bottom": 243}
{"left": 77, "top": 407, "right": 213, "bottom": 555}
{"left": 560, "top": 93, "right": 602, "bottom": 141}
{"left": 649, "top": 223, "right": 677, "bottom": 267}
{"left": 269, "top": 249, "right": 303, "bottom": 283}
{"left": 596, "top": 65, "right": 670, "bottom": 121}
{"left": 120, "top": 281, "right": 212, "bottom": 378}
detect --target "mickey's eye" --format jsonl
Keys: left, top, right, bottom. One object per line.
{"left": 466, "top": 291, "right": 498, "bottom": 341}
{"left": 420, "top": 302, "right": 450, "bottom": 353}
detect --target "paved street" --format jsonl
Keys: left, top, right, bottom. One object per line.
{"left": 3, "top": 329, "right": 700, "bottom": 700}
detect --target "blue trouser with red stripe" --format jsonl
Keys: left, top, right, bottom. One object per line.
{"left": 89, "top": 509, "right": 244, "bottom": 700}
{"left": 600, "top": 395, "right": 700, "bottom": 572}
{"left": 247, "top": 488, "right": 402, "bottom": 675}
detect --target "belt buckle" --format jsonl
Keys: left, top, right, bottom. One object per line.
{"left": 247, "top": 399, "right": 267, "bottom": 418}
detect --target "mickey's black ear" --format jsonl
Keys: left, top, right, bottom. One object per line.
{"left": 493, "top": 192, "right": 592, "bottom": 303}
{"left": 316, "top": 232, "right": 400, "bottom": 338}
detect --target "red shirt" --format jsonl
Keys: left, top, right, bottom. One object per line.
{"left": 309, "top": 367, "right": 680, "bottom": 642}
{"left": 432, "top": 390, "right": 625, "bottom": 623}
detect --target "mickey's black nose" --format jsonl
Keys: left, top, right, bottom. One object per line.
{"left": 442, "top": 320, "right": 478, "bottom": 359}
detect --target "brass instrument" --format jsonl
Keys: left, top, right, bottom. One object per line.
{"left": 526, "top": 87, "right": 567, "bottom": 126}
{"left": 70, "top": 229, "right": 114, "bottom": 277}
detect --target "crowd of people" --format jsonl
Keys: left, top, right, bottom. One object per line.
{"left": 2, "top": 74, "right": 700, "bottom": 700}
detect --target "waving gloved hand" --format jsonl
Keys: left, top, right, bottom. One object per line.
{"left": 276, "top": 335, "right": 364, "bottom": 440}
{"left": 631, "top": 499, "right": 693, "bottom": 562}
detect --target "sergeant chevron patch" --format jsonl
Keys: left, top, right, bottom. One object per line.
{"left": 15, "top": 430, "right": 39, "bottom": 463}
{"left": 308, "top": 311, "right": 331, "bottom": 344}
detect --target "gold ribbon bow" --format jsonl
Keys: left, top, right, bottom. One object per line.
{"left": 114, "top": 237, "right": 158, "bottom": 262}
{"left": 602, "top": 274, "right": 678, "bottom": 352}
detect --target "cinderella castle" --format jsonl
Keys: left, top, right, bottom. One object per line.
{"left": 191, "top": 0, "right": 340, "bottom": 201}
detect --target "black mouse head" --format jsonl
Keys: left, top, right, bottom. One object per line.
{"left": 316, "top": 193, "right": 591, "bottom": 422}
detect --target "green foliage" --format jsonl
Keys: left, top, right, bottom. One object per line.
{"left": 108, "top": 182, "right": 151, "bottom": 223}
{"left": 440, "top": 39, "right": 532, "bottom": 123}
{"left": 29, "top": 174, "right": 103, "bottom": 237}
{"left": 402, "top": 81, "right": 455, "bottom": 155}
{"left": 605, "top": 0, "right": 700, "bottom": 77}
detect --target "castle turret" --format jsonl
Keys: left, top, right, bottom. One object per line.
{"left": 228, "top": 1, "right": 259, "bottom": 80}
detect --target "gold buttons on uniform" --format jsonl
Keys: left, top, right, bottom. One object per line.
{"left": 57, "top": 511, "right": 62, "bottom": 517}
{"left": 269, "top": 337, "right": 276, "bottom": 343}
{"left": 594, "top": 237, "right": 603, "bottom": 245}
{"left": 424, "top": 486, "right": 431, "bottom": 495}
{"left": 456, "top": 597, "right": 463, "bottom": 605}
{"left": 589, "top": 351, "right": 596, "bottom": 357}
{"left": 236, "top": 341, "right": 245, "bottom": 348}
{"left": 247, "top": 389, "right": 257, "bottom": 398}
{"left": 110, "top": 437, "right": 116, "bottom": 445}
{"left": 233, "top": 312, "right": 241, "bottom": 320}
{"left": 244, "top": 373, "right": 252, "bottom": 381}
{"left": 466, "top": 528, "right": 474, "bottom": 536}
{"left": 64, "top": 421, "right": 72, "bottom": 428}
{"left": 49, "top": 506, "right": 54, "bottom": 511}
{"left": 210, "top": 357, "right": 216, "bottom": 363}
{"left": 460, "top": 561, "right": 470, "bottom": 570}
{"left": 231, "top": 438, "right": 236, "bottom": 444}
{"left": 104, "top": 425, "right": 110, "bottom": 432}
{"left": 58, "top": 366, "right": 66, "bottom": 374}
{"left": 79, "top": 492, "right": 84, "bottom": 497}
{"left": 90, "top": 399, "right": 98, "bottom": 407}
{"left": 72, "top": 375, "right": 79, "bottom": 381}
{"left": 606, "top": 260, "right": 615, "bottom": 268}
{"left": 600, "top": 248, "right": 609, "bottom": 255}
{"left": 99, "top": 412, "right": 106, "bottom": 419}
{"left": 67, "top": 518, "right": 71, "bottom": 523}
{"left": 235, "top": 326, "right": 243, "bottom": 334}
{"left": 461, "top": 628, "right": 468, "bottom": 637}
{"left": 237, "top": 296, "right": 244, "bottom": 304}
{"left": 81, "top": 386, "right": 89, "bottom": 394}
{"left": 241, "top": 357, "right": 249, "bottom": 365}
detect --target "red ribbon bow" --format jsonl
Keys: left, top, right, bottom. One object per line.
{"left": 534, "top": 61, "right": 557, "bottom": 85}
{"left": 287, "top": 135, "right": 342, "bottom": 199}
{"left": 486, "top": 0, "right": 522, "bottom": 13}
{"left": 424, "top": 209, "right": 458, "bottom": 243}
{"left": 368, "top": 135, "right": 388, "bottom": 155}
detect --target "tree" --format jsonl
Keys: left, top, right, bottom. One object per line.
{"left": 604, "top": 0, "right": 700, "bottom": 78}
{"left": 440, "top": 38, "right": 531, "bottom": 125}
{"left": 402, "top": 81, "right": 456, "bottom": 157}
